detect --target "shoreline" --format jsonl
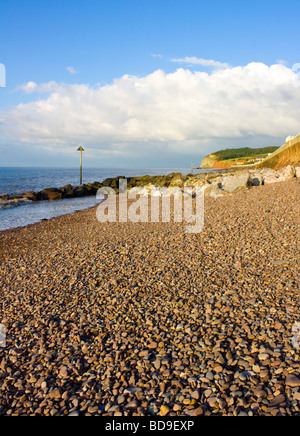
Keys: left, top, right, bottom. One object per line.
{"left": 0, "top": 179, "right": 299, "bottom": 416}
{"left": 0, "top": 165, "right": 299, "bottom": 232}
{"left": 0, "top": 202, "right": 101, "bottom": 236}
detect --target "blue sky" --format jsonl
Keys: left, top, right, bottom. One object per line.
{"left": 1, "top": 0, "right": 300, "bottom": 167}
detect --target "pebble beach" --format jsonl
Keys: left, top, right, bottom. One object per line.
{"left": 0, "top": 178, "right": 299, "bottom": 416}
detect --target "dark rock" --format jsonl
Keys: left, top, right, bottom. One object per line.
{"left": 23, "top": 191, "right": 39, "bottom": 201}
{"left": 84, "top": 183, "right": 99, "bottom": 194}
{"left": 39, "top": 188, "right": 63, "bottom": 201}
{"left": 168, "top": 173, "right": 185, "bottom": 187}
{"left": 92, "top": 181, "right": 103, "bottom": 188}
{"left": 0, "top": 194, "right": 11, "bottom": 201}
{"left": 268, "top": 394, "right": 285, "bottom": 407}
{"left": 251, "top": 177, "right": 261, "bottom": 186}
{"left": 10, "top": 194, "right": 23, "bottom": 199}
{"left": 285, "top": 374, "right": 300, "bottom": 387}
{"left": 73, "top": 186, "right": 88, "bottom": 197}
{"left": 102, "top": 176, "right": 125, "bottom": 189}
{"left": 60, "top": 184, "right": 75, "bottom": 198}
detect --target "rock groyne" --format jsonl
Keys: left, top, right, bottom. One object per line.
{"left": 0, "top": 165, "right": 299, "bottom": 209}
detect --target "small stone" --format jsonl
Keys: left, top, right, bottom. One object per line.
{"left": 258, "top": 353, "right": 269, "bottom": 361}
{"left": 81, "top": 345, "right": 89, "bottom": 354}
{"left": 108, "top": 405, "right": 120, "bottom": 413}
{"left": 183, "top": 398, "right": 191, "bottom": 405}
{"left": 253, "top": 364, "right": 260, "bottom": 373}
{"left": 207, "top": 396, "right": 218, "bottom": 408}
{"left": 49, "top": 388, "right": 61, "bottom": 399}
{"left": 286, "top": 374, "right": 300, "bottom": 387}
{"left": 159, "top": 382, "right": 166, "bottom": 393}
{"left": 160, "top": 405, "right": 170, "bottom": 416}
{"left": 294, "top": 392, "right": 300, "bottom": 401}
{"left": 117, "top": 395, "right": 126, "bottom": 404}
{"left": 148, "top": 342, "right": 158, "bottom": 349}
{"left": 68, "top": 411, "right": 80, "bottom": 416}
{"left": 50, "top": 408, "right": 59, "bottom": 416}
{"left": 193, "top": 406, "right": 204, "bottom": 416}
{"left": 139, "top": 350, "right": 149, "bottom": 357}
{"left": 215, "top": 354, "right": 225, "bottom": 364}
{"left": 88, "top": 406, "right": 99, "bottom": 414}
{"left": 59, "top": 366, "right": 68, "bottom": 378}
{"left": 254, "top": 389, "right": 267, "bottom": 399}
{"left": 125, "top": 400, "right": 139, "bottom": 408}
{"left": 154, "top": 359, "right": 161, "bottom": 370}
{"left": 268, "top": 394, "right": 285, "bottom": 407}
{"left": 191, "top": 390, "right": 200, "bottom": 400}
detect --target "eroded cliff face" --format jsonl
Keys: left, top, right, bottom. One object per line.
{"left": 200, "top": 155, "right": 233, "bottom": 169}
{"left": 199, "top": 154, "right": 217, "bottom": 169}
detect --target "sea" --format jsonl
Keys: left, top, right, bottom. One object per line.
{"left": 0, "top": 167, "right": 208, "bottom": 231}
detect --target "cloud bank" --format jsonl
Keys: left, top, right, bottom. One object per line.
{"left": 1, "top": 62, "right": 300, "bottom": 162}
{"left": 170, "top": 56, "right": 229, "bottom": 68}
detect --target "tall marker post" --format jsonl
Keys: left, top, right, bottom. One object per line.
{"left": 77, "top": 146, "right": 85, "bottom": 185}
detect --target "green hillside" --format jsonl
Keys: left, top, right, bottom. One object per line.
{"left": 213, "top": 146, "right": 279, "bottom": 160}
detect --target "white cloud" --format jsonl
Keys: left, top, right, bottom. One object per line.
{"left": 277, "top": 59, "right": 288, "bottom": 66}
{"left": 1, "top": 62, "right": 300, "bottom": 159}
{"left": 17, "top": 81, "right": 61, "bottom": 94}
{"left": 66, "top": 66, "right": 79, "bottom": 75}
{"left": 170, "top": 56, "right": 229, "bottom": 69}
{"left": 17, "top": 81, "right": 38, "bottom": 93}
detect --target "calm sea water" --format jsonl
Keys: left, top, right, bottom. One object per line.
{"left": 0, "top": 167, "right": 208, "bottom": 231}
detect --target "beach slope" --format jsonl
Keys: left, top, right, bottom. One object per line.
{"left": 0, "top": 179, "right": 299, "bottom": 416}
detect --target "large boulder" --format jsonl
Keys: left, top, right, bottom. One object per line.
{"left": 102, "top": 176, "right": 125, "bottom": 189}
{"left": 262, "top": 165, "right": 295, "bottom": 184}
{"left": 220, "top": 171, "right": 250, "bottom": 193}
{"left": 23, "top": 191, "right": 39, "bottom": 201}
{"left": 249, "top": 173, "right": 263, "bottom": 186}
{"left": 83, "top": 184, "right": 98, "bottom": 195}
{"left": 72, "top": 186, "right": 88, "bottom": 197}
{"left": 168, "top": 173, "right": 185, "bottom": 187}
{"left": 91, "top": 181, "right": 103, "bottom": 189}
{"left": 60, "top": 184, "right": 75, "bottom": 198}
{"left": 204, "top": 170, "right": 250, "bottom": 197}
{"left": 205, "top": 183, "right": 228, "bottom": 198}
{"left": 39, "top": 188, "right": 63, "bottom": 201}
